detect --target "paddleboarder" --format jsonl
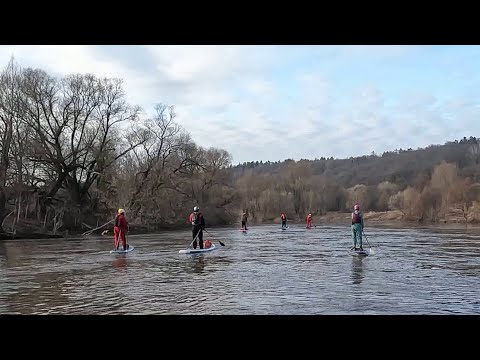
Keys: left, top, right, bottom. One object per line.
{"left": 189, "top": 206, "right": 206, "bottom": 249}
{"left": 351, "top": 204, "right": 364, "bottom": 251}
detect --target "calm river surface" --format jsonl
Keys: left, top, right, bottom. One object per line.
{"left": 1, "top": 224, "right": 479, "bottom": 314}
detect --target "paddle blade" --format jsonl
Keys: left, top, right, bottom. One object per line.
{"left": 218, "top": 240, "right": 225, "bottom": 246}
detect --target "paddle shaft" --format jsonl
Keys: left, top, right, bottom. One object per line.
{"left": 188, "top": 231, "right": 200, "bottom": 249}
{"left": 114, "top": 228, "right": 129, "bottom": 250}
{"left": 362, "top": 230, "right": 372, "bottom": 248}
{"left": 203, "top": 229, "right": 225, "bottom": 246}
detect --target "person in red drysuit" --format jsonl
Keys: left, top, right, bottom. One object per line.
{"left": 113, "top": 208, "right": 129, "bottom": 251}
{"left": 306, "top": 213, "right": 313, "bottom": 228}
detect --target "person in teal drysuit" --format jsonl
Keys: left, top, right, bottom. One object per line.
{"left": 351, "top": 204, "right": 364, "bottom": 250}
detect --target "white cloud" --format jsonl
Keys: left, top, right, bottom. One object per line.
{"left": 0, "top": 45, "right": 478, "bottom": 164}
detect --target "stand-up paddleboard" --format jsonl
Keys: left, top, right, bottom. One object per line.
{"left": 281, "top": 227, "right": 289, "bottom": 230}
{"left": 179, "top": 243, "right": 217, "bottom": 254}
{"left": 239, "top": 228, "right": 248, "bottom": 232}
{"left": 349, "top": 248, "right": 369, "bottom": 257}
{"left": 110, "top": 245, "right": 134, "bottom": 254}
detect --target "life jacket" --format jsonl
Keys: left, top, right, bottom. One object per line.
{"left": 114, "top": 214, "right": 124, "bottom": 227}
{"left": 191, "top": 212, "right": 202, "bottom": 226}
{"left": 204, "top": 240, "right": 212, "bottom": 248}
{"left": 281, "top": 214, "right": 286, "bottom": 220}
{"left": 352, "top": 211, "right": 362, "bottom": 224}
{"left": 114, "top": 214, "right": 128, "bottom": 229}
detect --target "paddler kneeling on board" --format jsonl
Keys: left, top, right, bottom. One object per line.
{"left": 114, "top": 208, "right": 130, "bottom": 251}
{"left": 189, "top": 206, "right": 206, "bottom": 249}
{"left": 351, "top": 204, "right": 364, "bottom": 251}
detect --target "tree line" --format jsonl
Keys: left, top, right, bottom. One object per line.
{"left": 1, "top": 59, "right": 479, "bottom": 237}
{"left": 0, "top": 59, "right": 233, "bottom": 236}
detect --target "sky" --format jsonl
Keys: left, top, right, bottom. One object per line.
{"left": 0, "top": 45, "right": 479, "bottom": 164}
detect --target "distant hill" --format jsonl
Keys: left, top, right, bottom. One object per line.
{"left": 230, "top": 136, "right": 480, "bottom": 189}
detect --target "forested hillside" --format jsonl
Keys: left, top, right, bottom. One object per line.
{"left": 1, "top": 59, "right": 479, "bottom": 238}
{"left": 232, "top": 138, "right": 480, "bottom": 223}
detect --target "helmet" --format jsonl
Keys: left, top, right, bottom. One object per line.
{"left": 354, "top": 204, "right": 360, "bottom": 210}
{"left": 193, "top": 206, "right": 199, "bottom": 212}
{"left": 118, "top": 208, "right": 125, "bottom": 214}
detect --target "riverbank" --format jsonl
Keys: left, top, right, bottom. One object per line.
{"left": 268, "top": 209, "right": 480, "bottom": 229}
{"left": 2, "top": 209, "right": 480, "bottom": 240}
{"left": 317, "top": 210, "right": 407, "bottom": 225}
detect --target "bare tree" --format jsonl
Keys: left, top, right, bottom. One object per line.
{"left": 417, "top": 187, "right": 442, "bottom": 222}
{"left": 236, "top": 170, "right": 268, "bottom": 222}
{"left": 346, "top": 184, "right": 374, "bottom": 211}
{"left": 468, "top": 142, "right": 480, "bottom": 165}
{"left": 124, "top": 104, "right": 192, "bottom": 220}
{"left": 16, "top": 71, "right": 144, "bottom": 213}
{"left": 451, "top": 178, "right": 480, "bottom": 221}
{"left": 0, "top": 58, "right": 21, "bottom": 229}
{"left": 377, "top": 181, "right": 399, "bottom": 211}
{"left": 389, "top": 187, "right": 421, "bottom": 220}
{"left": 430, "top": 161, "right": 458, "bottom": 213}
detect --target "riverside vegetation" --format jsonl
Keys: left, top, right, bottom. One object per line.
{"left": 1, "top": 58, "right": 480, "bottom": 239}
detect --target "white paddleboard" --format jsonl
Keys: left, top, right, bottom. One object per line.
{"left": 179, "top": 243, "right": 217, "bottom": 254}
{"left": 110, "top": 245, "right": 134, "bottom": 254}
{"left": 349, "top": 248, "right": 369, "bottom": 257}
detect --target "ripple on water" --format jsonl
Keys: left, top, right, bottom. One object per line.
{"left": 0, "top": 224, "right": 479, "bottom": 314}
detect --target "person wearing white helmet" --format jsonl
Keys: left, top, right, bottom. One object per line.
{"left": 188, "top": 205, "right": 206, "bottom": 249}
{"left": 113, "top": 208, "right": 130, "bottom": 251}
{"left": 351, "top": 204, "right": 364, "bottom": 250}
{"left": 306, "top": 213, "right": 313, "bottom": 229}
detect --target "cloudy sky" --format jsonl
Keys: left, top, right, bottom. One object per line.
{"left": 0, "top": 45, "right": 478, "bottom": 164}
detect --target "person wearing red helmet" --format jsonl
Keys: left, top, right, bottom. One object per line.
{"left": 351, "top": 204, "right": 364, "bottom": 250}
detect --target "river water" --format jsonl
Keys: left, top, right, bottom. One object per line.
{"left": 0, "top": 224, "right": 479, "bottom": 314}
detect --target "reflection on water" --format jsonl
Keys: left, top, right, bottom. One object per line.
{"left": 179, "top": 254, "right": 208, "bottom": 275}
{"left": 191, "top": 255, "right": 206, "bottom": 274}
{"left": 351, "top": 257, "right": 365, "bottom": 285}
{"left": 112, "top": 257, "right": 128, "bottom": 270}
{"left": 1, "top": 224, "right": 480, "bottom": 314}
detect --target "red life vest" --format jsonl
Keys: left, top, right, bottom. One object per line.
{"left": 114, "top": 214, "right": 128, "bottom": 228}
{"left": 189, "top": 212, "right": 203, "bottom": 226}
{"left": 281, "top": 214, "right": 286, "bottom": 220}
{"left": 352, "top": 212, "right": 362, "bottom": 224}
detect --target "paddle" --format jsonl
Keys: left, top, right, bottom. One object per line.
{"left": 187, "top": 231, "right": 200, "bottom": 249}
{"left": 203, "top": 229, "right": 225, "bottom": 246}
{"left": 362, "top": 230, "right": 375, "bottom": 255}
